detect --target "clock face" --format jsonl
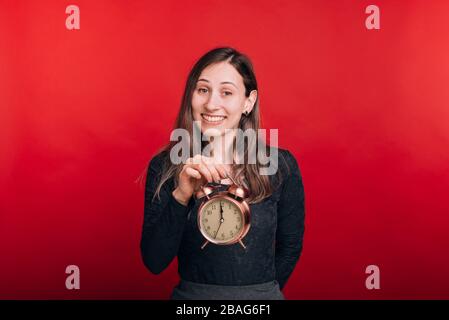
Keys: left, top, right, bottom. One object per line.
{"left": 199, "top": 198, "right": 244, "bottom": 242}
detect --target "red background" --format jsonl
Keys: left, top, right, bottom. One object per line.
{"left": 1, "top": 0, "right": 449, "bottom": 299}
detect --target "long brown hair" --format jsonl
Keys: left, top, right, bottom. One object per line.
{"left": 152, "top": 47, "right": 282, "bottom": 204}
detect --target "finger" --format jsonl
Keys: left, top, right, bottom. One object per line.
{"left": 200, "top": 155, "right": 213, "bottom": 164}
{"left": 193, "top": 162, "right": 213, "bottom": 183}
{"left": 200, "top": 156, "right": 228, "bottom": 180}
{"left": 214, "top": 164, "right": 229, "bottom": 179}
{"left": 184, "top": 157, "right": 211, "bottom": 182}
{"left": 185, "top": 167, "right": 202, "bottom": 179}
{"left": 204, "top": 162, "right": 221, "bottom": 183}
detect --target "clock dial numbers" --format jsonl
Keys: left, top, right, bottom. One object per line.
{"left": 201, "top": 199, "right": 244, "bottom": 241}
{"left": 202, "top": 202, "right": 219, "bottom": 238}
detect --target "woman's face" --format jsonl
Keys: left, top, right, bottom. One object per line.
{"left": 191, "top": 61, "right": 256, "bottom": 136}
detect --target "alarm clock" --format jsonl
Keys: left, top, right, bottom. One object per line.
{"left": 195, "top": 174, "right": 250, "bottom": 250}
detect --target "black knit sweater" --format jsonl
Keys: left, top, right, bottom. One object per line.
{"left": 140, "top": 148, "right": 305, "bottom": 290}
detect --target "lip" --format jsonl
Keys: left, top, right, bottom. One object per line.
{"left": 201, "top": 113, "right": 227, "bottom": 124}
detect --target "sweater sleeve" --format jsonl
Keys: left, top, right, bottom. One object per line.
{"left": 140, "top": 153, "right": 192, "bottom": 274}
{"left": 275, "top": 150, "right": 306, "bottom": 290}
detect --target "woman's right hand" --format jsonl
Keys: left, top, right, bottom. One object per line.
{"left": 172, "top": 155, "right": 230, "bottom": 205}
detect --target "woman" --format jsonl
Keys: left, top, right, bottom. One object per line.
{"left": 140, "top": 47, "right": 305, "bottom": 300}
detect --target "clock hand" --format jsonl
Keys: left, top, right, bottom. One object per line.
{"left": 214, "top": 220, "right": 223, "bottom": 239}
{"left": 219, "top": 202, "right": 224, "bottom": 222}
{"left": 214, "top": 202, "right": 225, "bottom": 239}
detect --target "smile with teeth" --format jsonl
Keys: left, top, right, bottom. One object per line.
{"left": 201, "top": 114, "right": 226, "bottom": 123}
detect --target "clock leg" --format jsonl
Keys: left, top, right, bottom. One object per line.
{"left": 239, "top": 240, "right": 247, "bottom": 249}
{"left": 201, "top": 240, "right": 209, "bottom": 250}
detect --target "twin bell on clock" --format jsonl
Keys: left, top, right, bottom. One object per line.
{"left": 194, "top": 173, "right": 251, "bottom": 250}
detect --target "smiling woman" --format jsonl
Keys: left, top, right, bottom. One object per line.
{"left": 192, "top": 62, "right": 257, "bottom": 132}
{"left": 140, "top": 47, "right": 305, "bottom": 300}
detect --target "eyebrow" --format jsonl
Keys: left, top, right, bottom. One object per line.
{"left": 197, "top": 78, "right": 238, "bottom": 89}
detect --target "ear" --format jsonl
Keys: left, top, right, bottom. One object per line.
{"left": 243, "top": 90, "right": 258, "bottom": 114}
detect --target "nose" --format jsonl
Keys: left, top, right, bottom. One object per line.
{"left": 204, "top": 90, "right": 223, "bottom": 112}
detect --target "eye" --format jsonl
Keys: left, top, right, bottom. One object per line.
{"left": 223, "top": 91, "right": 232, "bottom": 96}
{"left": 198, "top": 88, "right": 208, "bottom": 94}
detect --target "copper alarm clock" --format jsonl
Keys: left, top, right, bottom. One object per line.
{"left": 195, "top": 174, "right": 250, "bottom": 250}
